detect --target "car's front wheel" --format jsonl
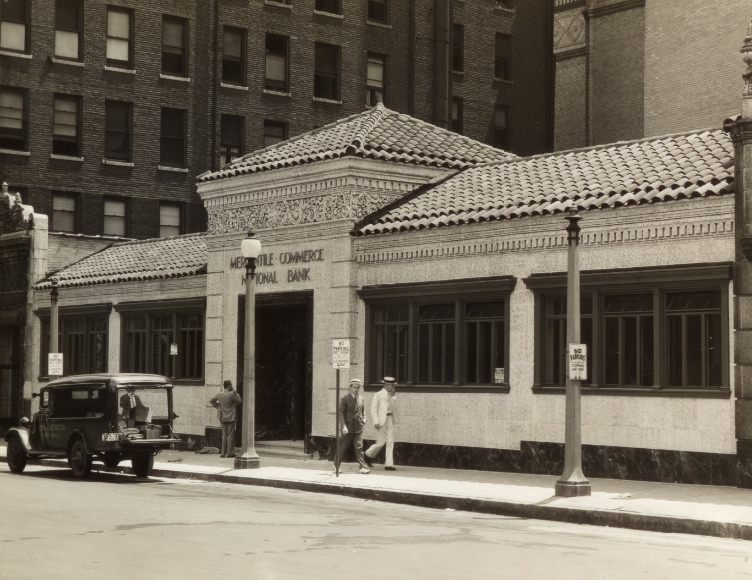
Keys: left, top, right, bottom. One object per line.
{"left": 7, "top": 437, "right": 28, "bottom": 473}
{"left": 131, "top": 452, "right": 154, "bottom": 478}
{"left": 68, "top": 439, "right": 92, "bottom": 478}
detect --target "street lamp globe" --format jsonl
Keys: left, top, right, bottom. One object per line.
{"left": 241, "top": 232, "right": 261, "bottom": 259}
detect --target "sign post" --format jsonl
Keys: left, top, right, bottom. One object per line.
{"left": 331, "top": 339, "right": 351, "bottom": 478}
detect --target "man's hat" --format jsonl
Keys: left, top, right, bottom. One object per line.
{"left": 223, "top": 380, "right": 232, "bottom": 388}
{"left": 349, "top": 378, "right": 363, "bottom": 386}
{"left": 382, "top": 376, "right": 396, "bottom": 384}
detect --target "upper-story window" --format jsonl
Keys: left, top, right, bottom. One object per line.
{"left": 0, "top": 86, "right": 27, "bottom": 151}
{"left": 162, "top": 16, "right": 188, "bottom": 76}
{"left": 265, "top": 34, "right": 289, "bottom": 92}
{"left": 160, "top": 108, "right": 186, "bottom": 168}
{"left": 495, "top": 32, "right": 511, "bottom": 80}
{"left": 159, "top": 202, "right": 182, "bottom": 238}
{"left": 451, "top": 97, "right": 463, "bottom": 134}
{"left": 452, "top": 24, "right": 464, "bottom": 72}
{"left": 105, "top": 100, "right": 132, "bottom": 162}
{"left": 315, "top": 0, "right": 341, "bottom": 14}
{"left": 106, "top": 7, "right": 133, "bottom": 69}
{"left": 368, "top": 0, "right": 388, "bottom": 23}
{"left": 263, "top": 119, "right": 287, "bottom": 147}
{"left": 55, "top": 0, "right": 83, "bottom": 61}
{"left": 52, "top": 192, "right": 78, "bottom": 233}
{"left": 493, "top": 104, "right": 508, "bottom": 149}
{"left": 366, "top": 53, "right": 386, "bottom": 106}
{"left": 314, "top": 42, "right": 340, "bottom": 101}
{"left": 220, "top": 114, "right": 244, "bottom": 166}
{"left": 222, "top": 26, "right": 246, "bottom": 85}
{"left": 104, "top": 197, "right": 127, "bottom": 237}
{"left": 0, "top": 0, "right": 28, "bottom": 53}
{"left": 52, "top": 94, "right": 81, "bottom": 157}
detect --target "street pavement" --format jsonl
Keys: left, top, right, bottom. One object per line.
{"left": 3, "top": 444, "right": 752, "bottom": 541}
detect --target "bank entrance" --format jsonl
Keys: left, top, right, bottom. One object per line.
{"left": 237, "top": 291, "right": 313, "bottom": 443}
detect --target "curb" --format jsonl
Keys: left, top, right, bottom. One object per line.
{"left": 27, "top": 458, "right": 752, "bottom": 541}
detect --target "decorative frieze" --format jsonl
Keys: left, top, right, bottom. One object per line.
{"left": 553, "top": 10, "right": 586, "bottom": 55}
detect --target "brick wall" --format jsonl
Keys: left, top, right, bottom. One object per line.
{"left": 554, "top": 54, "right": 587, "bottom": 150}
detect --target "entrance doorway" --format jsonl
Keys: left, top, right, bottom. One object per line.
{"left": 237, "top": 291, "right": 312, "bottom": 442}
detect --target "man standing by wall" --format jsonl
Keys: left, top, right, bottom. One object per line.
{"left": 210, "top": 380, "right": 242, "bottom": 458}
{"left": 365, "top": 377, "right": 397, "bottom": 471}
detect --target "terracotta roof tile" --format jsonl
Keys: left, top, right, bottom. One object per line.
{"left": 198, "top": 103, "right": 513, "bottom": 182}
{"left": 36, "top": 233, "right": 207, "bottom": 289}
{"left": 355, "top": 129, "right": 735, "bottom": 235}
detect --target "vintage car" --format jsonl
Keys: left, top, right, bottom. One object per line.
{"left": 4, "top": 373, "right": 181, "bottom": 478}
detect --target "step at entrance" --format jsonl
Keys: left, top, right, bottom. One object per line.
{"left": 255, "top": 440, "right": 310, "bottom": 459}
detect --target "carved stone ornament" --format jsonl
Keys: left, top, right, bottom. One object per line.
{"left": 208, "top": 192, "right": 397, "bottom": 234}
{"left": 744, "top": 19, "right": 752, "bottom": 98}
{"left": 0, "top": 182, "right": 34, "bottom": 235}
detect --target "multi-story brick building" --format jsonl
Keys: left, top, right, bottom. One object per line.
{"left": 0, "top": 0, "right": 553, "bottom": 240}
{"left": 553, "top": 0, "right": 751, "bottom": 150}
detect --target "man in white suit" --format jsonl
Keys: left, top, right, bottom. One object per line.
{"left": 364, "top": 376, "right": 397, "bottom": 470}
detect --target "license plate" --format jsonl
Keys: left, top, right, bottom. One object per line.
{"left": 102, "top": 433, "right": 119, "bottom": 442}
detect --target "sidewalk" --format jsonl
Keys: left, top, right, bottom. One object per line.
{"left": 3, "top": 444, "right": 752, "bottom": 541}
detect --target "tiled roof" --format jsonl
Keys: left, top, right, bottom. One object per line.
{"left": 198, "top": 103, "right": 513, "bottom": 182}
{"left": 36, "top": 233, "right": 207, "bottom": 289}
{"left": 355, "top": 129, "right": 735, "bottom": 235}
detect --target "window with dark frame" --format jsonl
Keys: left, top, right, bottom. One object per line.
{"left": 41, "top": 314, "right": 108, "bottom": 377}
{"left": 54, "top": 0, "right": 82, "bottom": 60}
{"left": 314, "top": 42, "right": 340, "bottom": 100}
{"left": 368, "top": 0, "right": 388, "bottom": 23}
{"left": 162, "top": 15, "right": 188, "bottom": 76}
{"left": 496, "top": 0, "right": 514, "bottom": 8}
{"left": 451, "top": 97, "right": 463, "bottom": 134}
{"left": 160, "top": 107, "right": 186, "bottom": 167}
{"left": 265, "top": 34, "right": 289, "bottom": 92}
{"left": 103, "top": 197, "right": 127, "bottom": 236}
{"left": 104, "top": 100, "right": 131, "bottom": 161}
{"left": 0, "top": 0, "right": 28, "bottom": 53}
{"left": 493, "top": 104, "right": 508, "bottom": 149}
{"left": 106, "top": 6, "right": 133, "bottom": 68}
{"left": 51, "top": 192, "right": 78, "bottom": 233}
{"left": 122, "top": 309, "right": 204, "bottom": 380}
{"left": 0, "top": 86, "right": 27, "bottom": 151}
{"left": 159, "top": 202, "right": 181, "bottom": 238}
{"left": 528, "top": 270, "right": 729, "bottom": 393}
{"left": 366, "top": 53, "right": 386, "bottom": 106}
{"left": 315, "top": 0, "right": 341, "bottom": 14}
{"left": 220, "top": 114, "right": 244, "bottom": 166}
{"left": 452, "top": 23, "right": 464, "bottom": 73}
{"left": 495, "top": 32, "right": 510, "bottom": 80}
{"left": 52, "top": 94, "right": 81, "bottom": 157}
{"left": 222, "top": 26, "right": 246, "bottom": 85}
{"left": 263, "top": 119, "right": 287, "bottom": 147}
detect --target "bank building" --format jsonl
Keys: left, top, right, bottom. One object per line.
{"left": 4, "top": 27, "right": 752, "bottom": 487}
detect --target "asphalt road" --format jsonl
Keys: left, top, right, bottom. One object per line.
{"left": 2, "top": 463, "right": 752, "bottom": 580}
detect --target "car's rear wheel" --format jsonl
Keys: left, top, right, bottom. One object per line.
{"left": 7, "top": 437, "right": 27, "bottom": 473}
{"left": 131, "top": 452, "right": 154, "bottom": 478}
{"left": 102, "top": 452, "right": 122, "bottom": 469}
{"left": 68, "top": 439, "right": 92, "bottom": 478}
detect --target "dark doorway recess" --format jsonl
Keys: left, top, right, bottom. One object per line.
{"left": 237, "top": 291, "right": 313, "bottom": 442}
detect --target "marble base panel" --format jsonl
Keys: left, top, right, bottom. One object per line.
{"left": 308, "top": 436, "right": 738, "bottom": 486}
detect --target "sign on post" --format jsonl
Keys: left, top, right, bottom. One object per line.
{"left": 170, "top": 343, "right": 178, "bottom": 356}
{"left": 331, "top": 339, "right": 351, "bottom": 369}
{"left": 48, "top": 353, "right": 63, "bottom": 376}
{"left": 568, "top": 344, "right": 587, "bottom": 381}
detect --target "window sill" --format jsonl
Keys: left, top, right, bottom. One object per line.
{"left": 160, "top": 73, "right": 190, "bottom": 82}
{"left": 313, "top": 10, "right": 344, "bottom": 19}
{"left": 452, "top": 70, "right": 465, "bottom": 77}
{"left": 493, "top": 77, "right": 513, "bottom": 85}
{"left": 366, "top": 20, "right": 392, "bottom": 29}
{"left": 312, "top": 96, "right": 342, "bottom": 105}
{"left": 105, "top": 65, "right": 136, "bottom": 74}
{"left": 263, "top": 89, "right": 291, "bottom": 97}
{"left": 51, "top": 154, "right": 84, "bottom": 162}
{"left": 102, "top": 158, "right": 134, "bottom": 167}
{"left": 364, "top": 383, "right": 510, "bottom": 394}
{"left": 221, "top": 82, "right": 248, "bottom": 91}
{"left": 0, "top": 148, "right": 30, "bottom": 157}
{"left": 265, "top": 0, "right": 293, "bottom": 9}
{"left": 158, "top": 165, "right": 189, "bottom": 173}
{"left": 50, "top": 56, "right": 84, "bottom": 67}
{"left": 532, "top": 385, "right": 732, "bottom": 399}
{"left": 0, "top": 50, "right": 32, "bottom": 60}
{"left": 495, "top": 7, "right": 515, "bottom": 14}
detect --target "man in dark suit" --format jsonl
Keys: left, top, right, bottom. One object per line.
{"left": 209, "top": 380, "right": 242, "bottom": 458}
{"left": 120, "top": 386, "right": 144, "bottom": 424}
{"left": 335, "top": 378, "right": 370, "bottom": 474}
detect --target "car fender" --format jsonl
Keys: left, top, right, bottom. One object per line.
{"left": 4, "top": 428, "right": 31, "bottom": 452}
{"left": 66, "top": 429, "right": 90, "bottom": 454}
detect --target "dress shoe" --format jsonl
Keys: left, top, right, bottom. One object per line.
{"left": 364, "top": 455, "right": 374, "bottom": 468}
{"left": 359, "top": 467, "right": 370, "bottom": 474}
{"left": 385, "top": 466, "right": 396, "bottom": 471}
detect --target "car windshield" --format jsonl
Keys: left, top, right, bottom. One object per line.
{"left": 118, "top": 385, "right": 170, "bottom": 426}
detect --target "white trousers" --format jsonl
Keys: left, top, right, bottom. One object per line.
{"left": 365, "top": 415, "right": 394, "bottom": 467}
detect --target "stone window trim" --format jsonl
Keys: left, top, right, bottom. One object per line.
{"left": 0, "top": 50, "right": 31, "bottom": 59}
{"left": 49, "top": 56, "right": 84, "bottom": 67}
{"left": 105, "top": 6, "right": 134, "bottom": 69}
{"left": 360, "top": 276, "right": 515, "bottom": 392}
{"left": 523, "top": 262, "right": 732, "bottom": 398}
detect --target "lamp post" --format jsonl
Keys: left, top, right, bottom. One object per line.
{"left": 235, "top": 232, "right": 262, "bottom": 470}
{"left": 555, "top": 215, "right": 591, "bottom": 497}
{"left": 49, "top": 279, "right": 60, "bottom": 380}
